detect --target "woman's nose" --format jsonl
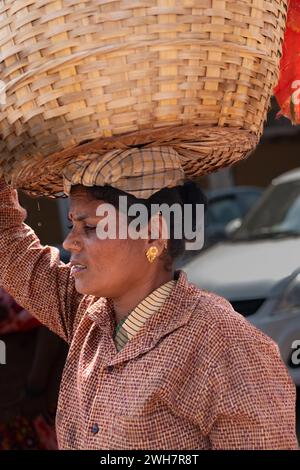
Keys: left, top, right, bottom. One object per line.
{"left": 63, "top": 231, "right": 81, "bottom": 252}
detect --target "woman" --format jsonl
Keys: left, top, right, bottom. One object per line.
{"left": 0, "top": 147, "right": 297, "bottom": 449}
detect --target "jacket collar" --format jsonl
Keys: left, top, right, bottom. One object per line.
{"left": 86, "top": 271, "right": 199, "bottom": 366}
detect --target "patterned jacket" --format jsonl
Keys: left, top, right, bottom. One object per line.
{"left": 0, "top": 181, "right": 297, "bottom": 449}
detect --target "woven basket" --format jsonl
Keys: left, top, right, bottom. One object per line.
{"left": 0, "top": 0, "right": 287, "bottom": 197}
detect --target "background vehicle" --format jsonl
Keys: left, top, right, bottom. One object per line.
{"left": 183, "top": 168, "right": 300, "bottom": 383}
{"left": 177, "top": 185, "right": 262, "bottom": 266}
{"left": 250, "top": 268, "right": 300, "bottom": 386}
{"left": 204, "top": 186, "right": 263, "bottom": 247}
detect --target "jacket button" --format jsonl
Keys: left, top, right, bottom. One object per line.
{"left": 107, "top": 365, "right": 114, "bottom": 373}
{"left": 91, "top": 423, "right": 99, "bottom": 435}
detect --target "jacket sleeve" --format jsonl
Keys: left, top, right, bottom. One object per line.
{"left": 206, "top": 339, "right": 298, "bottom": 449}
{"left": 0, "top": 180, "right": 84, "bottom": 343}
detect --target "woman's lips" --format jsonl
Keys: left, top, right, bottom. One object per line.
{"left": 71, "top": 265, "right": 87, "bottom": 276}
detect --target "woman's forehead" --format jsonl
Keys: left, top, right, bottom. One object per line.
{"left": 68, "top": 194, "right": 122, "bottom": 223}
{"left": 69, "top": 191, "right": 100, "bottom": 217}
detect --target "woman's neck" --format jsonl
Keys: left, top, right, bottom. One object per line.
{"left": 112, "top": 270, "right": 174, "bottom": 324}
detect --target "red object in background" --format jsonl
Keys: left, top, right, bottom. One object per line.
{"left": 33, "top": 414, "right": 58, "bottom": 450}
{"left": 274, "top": 0, "right": 300, "bottom": 124}
{"left": 0, "top": 287, "right": 40, "bottom": 335}
{"left": 0, "top": 288, "right": 59, "bottom": 450}
{"left": 0, "top": 414, "right": 58, "bottom": 450}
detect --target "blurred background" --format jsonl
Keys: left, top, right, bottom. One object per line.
{"left": 1, "top": 97, "right": 300, "bottom": 448}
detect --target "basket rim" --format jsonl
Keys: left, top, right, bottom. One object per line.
{"left": 7, "top": 124, "right": 259, "bottom": 198}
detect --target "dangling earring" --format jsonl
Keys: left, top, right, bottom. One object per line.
{"left": 146, "top": 246, "right": 159, "bottom": 263}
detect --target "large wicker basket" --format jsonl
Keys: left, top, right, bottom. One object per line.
{"left": 0, "top": 0, "right": 287, "bottom": 197}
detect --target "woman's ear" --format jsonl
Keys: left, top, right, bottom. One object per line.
{"left": 145, "top": 212, "right": 168, "bottom": 256}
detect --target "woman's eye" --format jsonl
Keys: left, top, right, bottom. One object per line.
{"left": 67, "top": 223, "right": 95, "bottom": 233}
{"left": 84, "top": 226, "right": 96, "bottom": 233}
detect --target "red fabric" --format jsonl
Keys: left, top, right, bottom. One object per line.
{"left": 0, "top": 414, "right": 57, "bottom": 450}
{"left": 0, "top": 287, "right": 40, "bottom": 334}
{"left": 274, "top": 0, "right": 300, "bottom": 123}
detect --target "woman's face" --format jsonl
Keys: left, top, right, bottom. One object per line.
{"left": 63, "top": 188, "right": 150, "bottom": 298}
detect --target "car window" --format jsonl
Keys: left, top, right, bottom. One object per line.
{"left": 238, "top": 191, "right": 262, "bottom": 214}
{"left": 206, "top": 197, "right": 242, "bottom": 227}
{"left": 279, "top": 195, "right": 300, "bottom": 231}
{"left": 234, "top": 180, "right": 300, "bottom": 239}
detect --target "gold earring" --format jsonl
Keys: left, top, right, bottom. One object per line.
{"left": 146, "top": 246, "right": 159, "bottom": 263}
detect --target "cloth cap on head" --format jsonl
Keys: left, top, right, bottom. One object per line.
{"left": 63, "top": 146, "right": 185, "bottom": 199}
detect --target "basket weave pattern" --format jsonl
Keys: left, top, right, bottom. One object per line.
{"left": 0, "top": 0, "right": 287, "bottom": 196}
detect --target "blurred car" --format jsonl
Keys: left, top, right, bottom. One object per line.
{"left": 250, "top": 268, "right": 300, "bottom": 386}
{"left": 183, "top": 168, "right": 300, "bottom": 381}
{"left": 204, "top": 186, "right": 263, "bottom": 246}
{"left": 176, "top": 185, "right": 262, "bottom": 266}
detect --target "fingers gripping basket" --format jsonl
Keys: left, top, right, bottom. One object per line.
{"left": 0, "top": 0, "right": 288, "bottom": 197}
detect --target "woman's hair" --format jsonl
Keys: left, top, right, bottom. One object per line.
{"left": 80, "top": 180, "right": 207, "bottom": 262}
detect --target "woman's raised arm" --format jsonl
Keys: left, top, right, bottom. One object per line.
{"left": 0, "top": 180, "right": 84, "bottom": 343}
